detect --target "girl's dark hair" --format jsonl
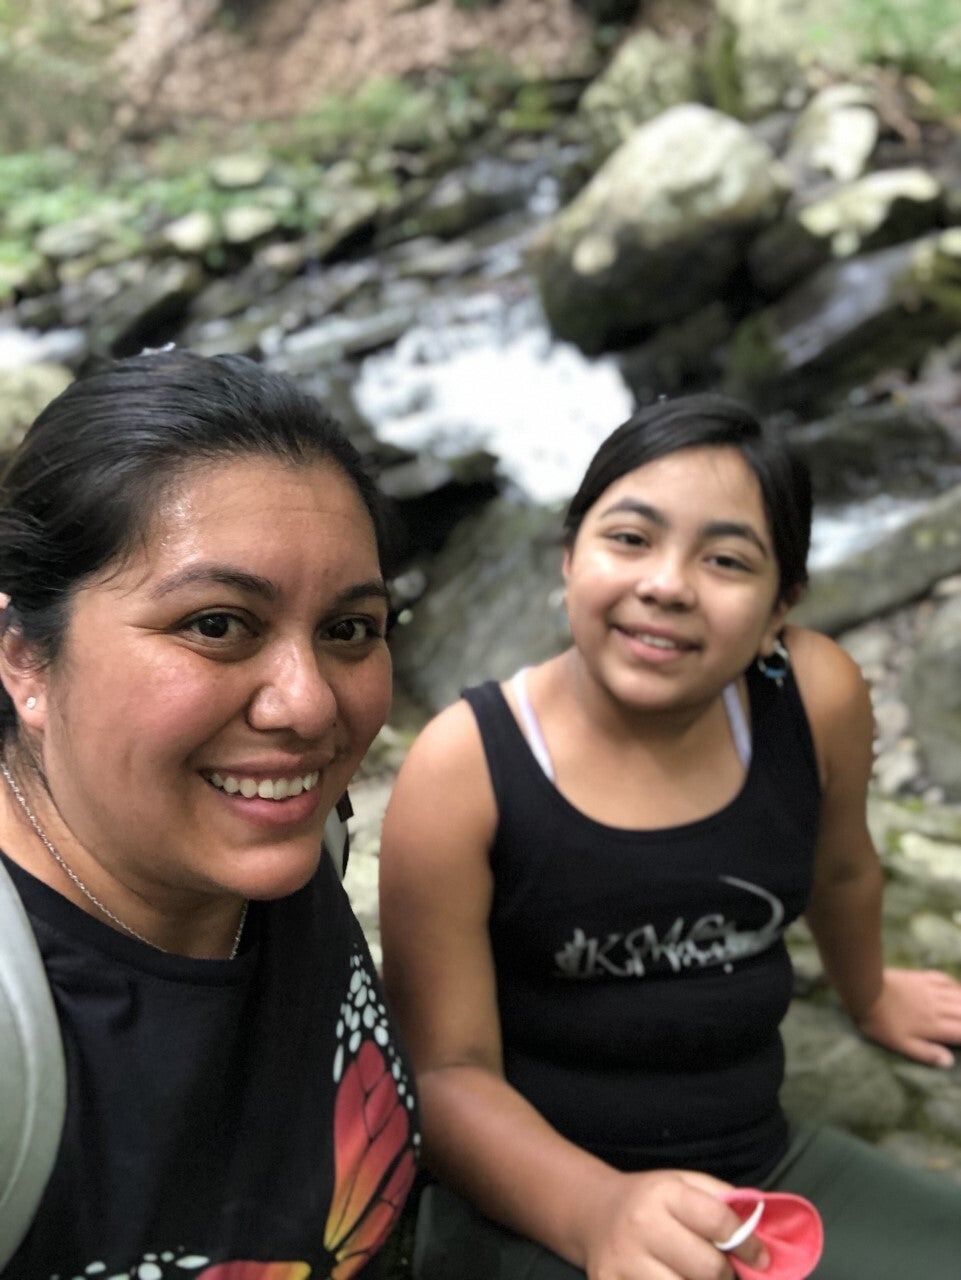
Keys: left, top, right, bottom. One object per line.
{"left": 0, "top": 349, "right": 385, "bottom": 739}
{"left": 563, "top": 393, "right": 812, "bottom": 601}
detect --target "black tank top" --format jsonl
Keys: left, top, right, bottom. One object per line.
{"left": 464, "top": 663, "right": 820, "bottom": 1184}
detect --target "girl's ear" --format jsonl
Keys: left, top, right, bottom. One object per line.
{"left": 0, "top": 624, "right": 47, "bottom": 731}
{"left": 759, "top": 589, "right": 799, "bottom": 659}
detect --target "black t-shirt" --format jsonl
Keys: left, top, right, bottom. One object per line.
{"left": 2, "top": 850, "right": 419, "bottom": 1280}
{"left": 465, "top": 664, "right": 821, "bottom": 1185}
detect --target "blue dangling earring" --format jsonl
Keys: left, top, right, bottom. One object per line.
{"left": 756, "top": 637, "right": 790, "bottom": 688}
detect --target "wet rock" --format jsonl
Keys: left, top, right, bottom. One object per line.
{"left": 785, "top": 84, "right": 880, "bottom": 182}
{"left": 750, "top": 168, "right": 943, "bottom": 296}
{"left": 786, "top": 400, "right": 961, "bottom": 504}
{"left": 578, "top": 30, "right": 702, "bottom": 159}
{"left": 0, "top": 363, "right": 74, "bottom": 452}
{"left": 904, "top": 594, "right": 961, "bottom": 800}
{"left": 533, "top": 104, "right": 789, "bottom": 353}
{"left": 162, "top": 210, "right": 219, "bottom": 256}
{"left": 711, "top": 0, "right": 858, "bottom": 117}
{"left": 306, "top": 185, "right": 385, "bottom": 259}
{"left": 781, "top": 1001, "right": 909, "bottom": 1133}
{"left": 222, "top": 204, "right": 282, "bottom": 246}
{"left": 728, "top": 235, "right": 961, "bottom": 413}
{"left": 794, "top": 485, "right": 961, "bottom": 634}
{"left": 617, "top": 303, "right": 734, "bottom": 402}
{"left": 390, "top": 494, "right": 567, "bottom": 714}
{"left": 210, "top": 153, "right": 274, "bottom": 190}
{"left": 266, "top": 305, "right": 416, "bottom": 375}
{"left": 84, "top": 257, "right": 206, "bottom": 357}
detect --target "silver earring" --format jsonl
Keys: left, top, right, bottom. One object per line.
{"left": 756, "top": 638, "right": 790, "bottom": 688}
{"left": 25, "top": 696, "right": 37, "bottom": 711}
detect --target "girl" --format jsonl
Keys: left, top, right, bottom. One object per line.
{"left": 379, "top": 393, "right": 961, "bottom": 1280}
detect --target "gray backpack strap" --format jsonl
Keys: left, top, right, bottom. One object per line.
{"left": 0, "top": 857, "right": 66, "bottom": 1270}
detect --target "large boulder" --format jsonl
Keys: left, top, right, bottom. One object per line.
{"left": 533, "top": 104, "right": 789, "bottom": 354}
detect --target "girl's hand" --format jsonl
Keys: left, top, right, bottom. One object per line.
{"left": 856, "top": 968, "right": 961, "bottom": 1068}
{"left": 583, "top": 1169, "right": 769, "bottom": 1280}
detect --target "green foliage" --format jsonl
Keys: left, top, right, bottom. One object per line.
{"left": 0, "top": 0, "right": 118, "bottom": 152}
{"left": 818, "top": 0, "right": 961, "bottom": 113}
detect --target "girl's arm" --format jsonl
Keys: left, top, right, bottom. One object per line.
{"left": 379, "top": 698, "right": 765, "bottom": 1280}
{"left": 791, "top": 627, "right": 961, "bottom": 1066}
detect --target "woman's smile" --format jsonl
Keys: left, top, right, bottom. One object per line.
{"left": 16, "top": 455, "right": 392, "bottom": 922}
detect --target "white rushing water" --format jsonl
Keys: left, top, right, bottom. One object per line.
{"left": 355, "top": 291, "right": 634, "bottom": 504}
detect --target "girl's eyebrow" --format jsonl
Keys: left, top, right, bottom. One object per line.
{"left": 149, "top": 563, "right": 391, "bottom": 605}
{"left": 598, "top": 500, "right": 770, "bottom": 558}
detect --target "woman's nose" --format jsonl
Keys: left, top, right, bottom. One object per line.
{"left": 245, "top": 642, "right": 339, "bottom": 739}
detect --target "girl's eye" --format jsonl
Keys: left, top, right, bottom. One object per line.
{"left": 709, "top": 553, "right": 751, "bottom": 572}
{"left": 609, "top": 530, "right": 648, "bottom": 547}
{"left": 186, "top": 612, "right": 250, "bottom": 641}
{"left": 328, "top": 617, "right": 382, "bottom": 644}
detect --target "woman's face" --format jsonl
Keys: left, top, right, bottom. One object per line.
{"left": 563, "top": 445, "right": 791, "bottom": 718}
{"left": 21, "top": 456, "right": 391, "bottom": 910}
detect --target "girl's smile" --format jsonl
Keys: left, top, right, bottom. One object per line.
{"left": 563, "top": 445, "right": 790, "bottom": 721}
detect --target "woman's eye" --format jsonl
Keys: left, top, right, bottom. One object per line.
{"left": 328, "top": 617, "right": 381, "bottom": 644}
{"left": 609, "top": 530, "right": 647, "bottom": 547}
{"left": 186, "top": 612, "right": 249, "bottom": 641}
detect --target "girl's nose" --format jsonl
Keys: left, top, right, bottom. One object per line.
{"left": 634, "top": 554, "right": 696, "bottom": 608}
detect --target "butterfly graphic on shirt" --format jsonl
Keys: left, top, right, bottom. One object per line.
{"left": 322, "top": 945, "right": 419, "bottom": 1278}
{"left": 118, "top": 948, "right": 418, "bottom": 1280}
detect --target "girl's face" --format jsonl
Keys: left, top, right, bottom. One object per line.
{"left": 12, "top": 457, "right": 392, "bottom": 912}
{"left": 562, "top": 446, "right": 791, "bottom": 718}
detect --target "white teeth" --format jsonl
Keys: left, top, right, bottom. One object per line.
{"left": 207, "top": 770, "right": 320, "bottom": 800}
{"left": 638, "top": 632, "right": 681, "bottom": 650}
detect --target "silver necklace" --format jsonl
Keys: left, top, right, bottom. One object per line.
{"left": 0, "top": 760, "right": 248, "bottom": 959}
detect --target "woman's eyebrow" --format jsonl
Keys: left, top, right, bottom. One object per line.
{"left": 149, "top": 565, "right": 392, "bottom": 606}
{"left": 149, "top": 564, "right": 277, "bottom": 601}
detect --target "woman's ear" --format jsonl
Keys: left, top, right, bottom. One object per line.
{"left": 0, "top": 623, "right": 47, "bottom": 731}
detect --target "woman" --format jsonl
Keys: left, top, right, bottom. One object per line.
{"left": 378, "top": 394, "right": 961, "bottom": 1280}
{"left": 0, "top": 350, "right": 418, "bottom": 1279}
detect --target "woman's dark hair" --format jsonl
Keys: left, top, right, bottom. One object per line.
{"left": 563, "top": 393, "right": 812, "bottom": 601}
{"left": 0, "top": 349, "right": 386, "bottom": 739}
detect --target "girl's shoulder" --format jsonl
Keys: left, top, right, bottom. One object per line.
{"left": 785, "top": 625, "right": 869, "bottom": 705}
{"left": 785, "top": 624, "right": 874, "bottom": 785}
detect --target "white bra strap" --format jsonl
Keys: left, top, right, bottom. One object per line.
{"left": 510, "top": 668, "right": 556, "bottom": 782}
{"left": 512, "top": 672, "right": 750, "bottom": 777}
{"left": 723, "top": 682, "right": 753, "bottom": 769}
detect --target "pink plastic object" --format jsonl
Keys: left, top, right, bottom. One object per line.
{"left": 720, "top": 1189, "right": 824, "bottom": 1280}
